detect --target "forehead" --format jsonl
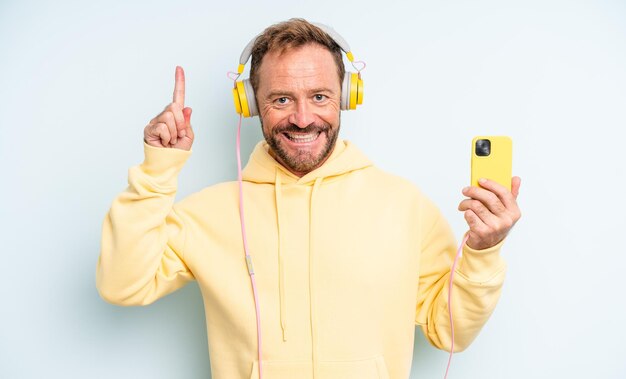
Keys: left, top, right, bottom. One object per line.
{"left": 256, "top": 44, "right": 341, "bottom": 94}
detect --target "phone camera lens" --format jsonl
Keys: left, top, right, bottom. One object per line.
{"left": 475, "top": 139, "right": 491, "bottom": 156}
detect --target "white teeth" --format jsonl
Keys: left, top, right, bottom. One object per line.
{"left": 285, "top": 132, "right": 319, "bottom": 143}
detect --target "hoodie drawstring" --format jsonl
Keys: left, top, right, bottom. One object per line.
{"left": 275, "top": 169, "right": 288, "bottom": 341}
{"left": 275, "top": 171, "right": 324, "bottom": 344}
{"left": 309, "top": 177, "right": 323, "bottom": 377}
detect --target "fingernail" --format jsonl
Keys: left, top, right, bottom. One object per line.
{"left": 479, "top": 178, "right": 487, "bottom": 184}
{"left": 172, "top": 138, "right": 177, "bottom": 144}
{"left": 462, "top": 186, "right": 470, "bottom": 193}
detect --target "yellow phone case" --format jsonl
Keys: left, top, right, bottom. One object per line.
{"left": 471, "top": 136, "right": 512, "bottom": 190}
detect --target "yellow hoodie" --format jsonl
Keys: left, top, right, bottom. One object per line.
{"left": 97, "top": 139, "right": 506, "bottom": 379}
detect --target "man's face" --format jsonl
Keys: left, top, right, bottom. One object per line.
{"left": 255, "top": 43, "right": 342, "bottom": 177}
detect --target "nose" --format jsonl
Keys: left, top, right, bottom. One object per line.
{"left": 287, "top": 100, "right": 316, "bottom": 129}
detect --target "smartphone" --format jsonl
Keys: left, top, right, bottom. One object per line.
{"left": 471, "top": 136, "right": 513, "bottom": 190}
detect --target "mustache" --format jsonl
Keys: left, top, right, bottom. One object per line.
{"left": 272, "top": 123, "right": 330, "bottom": 135}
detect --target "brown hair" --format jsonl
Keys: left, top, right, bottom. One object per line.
{"left": 249, "top": 18, "right": 345, "bottom": 94}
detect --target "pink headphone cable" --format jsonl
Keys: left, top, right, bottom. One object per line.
{"left": 235, "top": 114, "right": 264, "bottom": 378}
{"left": 444, "top": 233, "right": 470, "bottom": 379}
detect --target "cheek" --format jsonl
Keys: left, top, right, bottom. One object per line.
{"left": 320, "top": 106, "right": 341, "bottom": 126}
{"left": 260, "top": 110, "right": 287, "bottom": 133}
{"left": 324, "top": 99, "right": 341, "bottom": 119}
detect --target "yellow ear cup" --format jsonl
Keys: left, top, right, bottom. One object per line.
{"left": 357, "top": 76, "right": 363, "bottom": 105}
{"left": 349, "top": 73, "right": 359, "bottom": 110}
{"left": 235, "top": 81, "right": 251, "bottom": 118}
{"left": 233, "top": 87, "right": 243, "bottom": 115}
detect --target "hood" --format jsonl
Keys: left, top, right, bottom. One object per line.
{"left": 240, "top": 139, "right": 373, "bottom": 342}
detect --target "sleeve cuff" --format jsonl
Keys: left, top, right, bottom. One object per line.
{"left": 141, "top": 141, "right": 192, "bottom": 176}
{"left": 457, "top": 236, "right": 506, "bottom": 283}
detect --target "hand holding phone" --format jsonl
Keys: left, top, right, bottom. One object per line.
{"left": 459, "top": 136, "right": 521, "bottom": 250}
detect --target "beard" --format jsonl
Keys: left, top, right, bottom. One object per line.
{"left": 261, "top": 119, "right": 340, "bottom": 175}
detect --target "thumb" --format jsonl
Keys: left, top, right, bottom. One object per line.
{"left": 183, "top": 107, "right": 192, "bottom": 126}
{"left": 180, "top": 107, "right": 193, "bottom": 139}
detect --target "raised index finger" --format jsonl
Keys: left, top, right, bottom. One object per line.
{"left": 173, "top": 66, "right": 185, "bottom": 106}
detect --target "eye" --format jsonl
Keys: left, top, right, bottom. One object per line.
{"left": 275, "top": 97, "right": 289, "bottom": 105}
{"left": 313, "top": 94, "right": 327, "bottom": 102}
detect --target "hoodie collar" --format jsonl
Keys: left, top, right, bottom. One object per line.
{"left": 242, "top": 138, "right": 373, "bottom": 185}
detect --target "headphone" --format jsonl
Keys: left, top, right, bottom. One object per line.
{"left": 232, "top": 22, "right": 364, "bottom": 118}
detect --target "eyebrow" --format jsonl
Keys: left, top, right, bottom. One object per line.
{"left": 264, "top": 87, "right": 336, "bottom": 99}
{"left": 308, "top": 87, "right": 335, "bottom": 94}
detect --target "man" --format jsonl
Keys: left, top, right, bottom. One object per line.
{"left": 97, "top": 18, "right": 521, "bottom": 379}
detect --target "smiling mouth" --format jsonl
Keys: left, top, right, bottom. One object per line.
{"left": 283, "top": 131, "right": 322, "bottom": 143}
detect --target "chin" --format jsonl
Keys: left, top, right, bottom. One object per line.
{"left": 260, "top": 116, "right": 341, "bottom": 175}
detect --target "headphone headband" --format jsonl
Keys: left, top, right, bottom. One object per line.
{"left": 238, "top": 22, "right": 353, "bottom": 69}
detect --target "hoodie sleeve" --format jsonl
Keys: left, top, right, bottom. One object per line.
{"left": 414, "top": 201, "right": 506, "bottom": 352}
{"left": 96, "top": 142, "right": 195, "bottom": 306}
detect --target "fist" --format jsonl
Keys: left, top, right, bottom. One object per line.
{"left": 144, "top": 66, "right": 194, "bottom": 151}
